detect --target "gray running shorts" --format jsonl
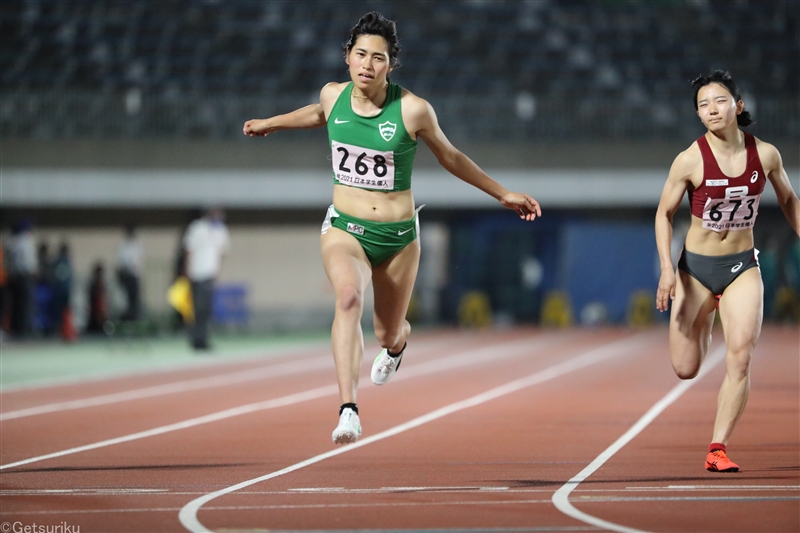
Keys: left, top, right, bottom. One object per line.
{"left": 677, "top": 248, "right": 759, "bottom": 296}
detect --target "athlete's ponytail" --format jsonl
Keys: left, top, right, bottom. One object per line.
{"left": 691, "top": 70, "right": 754, "bottom": 127}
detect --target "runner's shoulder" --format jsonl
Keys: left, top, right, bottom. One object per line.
{"left": 320, "top": 82, "right": 349, "bottom": 102}
{"left": 753, "top": 136, "right": 781, "bottom": 170}
{"left": 400, "top": 88, "right": 429, "bottom": 114}
{"left": 669, "top": 142, "right": 702, "bottom": 182}
{"left": 399, "top": 88, "right": 435, "bottom": 133}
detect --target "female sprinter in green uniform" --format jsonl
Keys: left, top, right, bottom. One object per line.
{"left": 244, "top": 12, "right": 541, "bottom": 444}
{"left": 655, "top": 70, "right": 799, "bottom": 471}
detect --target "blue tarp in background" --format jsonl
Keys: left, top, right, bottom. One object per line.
{"left": 560, "top": 221, "right": 659, "bottom": 323}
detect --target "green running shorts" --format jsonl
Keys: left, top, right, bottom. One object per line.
{"left": 321, "top": 204, "right": 420, "bottom": 266}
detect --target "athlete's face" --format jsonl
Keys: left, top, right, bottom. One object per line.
{"left": 696, "top": 83, "right": 744, "bottom": 132}
{"left": 346, "top": 34, "right": 392, "bottom": 89}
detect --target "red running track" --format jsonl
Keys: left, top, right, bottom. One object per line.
{"left": 0, "top": 325, "right": 797, "bottom": 533}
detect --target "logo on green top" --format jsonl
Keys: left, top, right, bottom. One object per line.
{"left": 379, "top": 121, "right": 397, "bottom": 142}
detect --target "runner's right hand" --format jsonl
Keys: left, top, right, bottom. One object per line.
{"left": 243, "top": 119, "right": 274, "bottom": 137}
{"left": 656, "top": 270, "right": 676, "bottom": 312}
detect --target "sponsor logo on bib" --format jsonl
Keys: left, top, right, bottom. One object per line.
{"left": 379, "top": 121, "right": 397, "bottom": 141}
{"left": 347, "top": 222, "right": 365, "bottom": 235}
{"left": 706, "top": 179, "right": 728, "bottom": 186}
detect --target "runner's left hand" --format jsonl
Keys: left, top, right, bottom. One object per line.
{"left": 500, "top": 193, "right": 542, "bottom": 221}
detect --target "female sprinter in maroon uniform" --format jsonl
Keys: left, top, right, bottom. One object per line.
{"left": 655, "top": 70, "right": 800, "bottom": 472}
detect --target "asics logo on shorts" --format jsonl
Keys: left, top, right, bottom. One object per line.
{"left": 731, "top": 262, "right": 743, "bottom": 273}
{"left": 397, "top": 228, "right": 413, "bottom": 236}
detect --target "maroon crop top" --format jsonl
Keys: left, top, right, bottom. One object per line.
{"left": 688, "top": 132, "right": 766, "bottom": 232}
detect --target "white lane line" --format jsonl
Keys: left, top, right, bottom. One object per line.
{"left": 575, "top": 496, "right": 800, "bottom": 502}
{"left": 4, "top": 485, "right": 795, "bottom": 498}
{"left": 0, "top": 384, "right": 337, "bottom": 471}
{"left": 179, "top": 333, "right": 651, "bottom": 533}
{"left": 387, "top": 330, "right": 580, "bottom": 384}
{"left": 0, "top": 355, "right": 332, "bottom": 421}
{"left": 629, "top": 485, "right": 800, "bottom": 491}
{"left": 0, "top": 488, "right": 170, "bottom": 495}
{"left": 0, "top": 331, "right": 536, "bottom": 421}
{"left": 287, "top": 486, "right": 510, "bottom": 493}
{"left": 7, "top": 494, "right": 800, "bottom": 517}
{"left": 551, "top": 344, "right": 728, "bottom": 533}
{"left": 0, "top": 507, "right": 184, "bottom": 516}
{"left": 0, "top": 331, "right": 571, "bottom": 471}
{"left": 0, "top": 341, "right": 331, "bottom": 393}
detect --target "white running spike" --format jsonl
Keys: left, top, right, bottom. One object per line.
{"left": 331, "top": 408, "right": 362, "bottom": 445}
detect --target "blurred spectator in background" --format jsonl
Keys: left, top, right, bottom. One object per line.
{"left": 183, "top": 208, "right": 229, "bottom": 351}
{"left": 116, "top": 225, "right": 142, "bottom": 321}
{"left": 86, "top": 261, "right": 108, "bottom": 334}
{"left": 0, "top": 238, "right": 7, "bottom": 338}
{"left": 5, "top": 218, "right": 37, "bottom": 338}
{"left": 36, "top": 241, "right": 54, "bottom": 286}
{"left": 169, "top": 229, "right": 190, "bottom": 332}
{"left": 35, "top": 240, "right": 55, "bottom": 335}
{"left": 52, "top": 242, "right": 76, "bottom": 341}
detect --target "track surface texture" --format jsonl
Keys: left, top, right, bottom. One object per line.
{"left": 1, "top": 325, "right": 798, "bottom": 533}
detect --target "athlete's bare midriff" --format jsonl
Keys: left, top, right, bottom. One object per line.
{"left": 684, "top": 215, "right": 755, "bottom": 256}
{"left": 332, "top": 184, "right": 415, "bottom": 222}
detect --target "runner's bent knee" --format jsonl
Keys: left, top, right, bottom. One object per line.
{"left": 669, "top": 324, "right": 709, "bottom": 379}
{"left": 672, "top": 359, "right": 701, "bottom": 380}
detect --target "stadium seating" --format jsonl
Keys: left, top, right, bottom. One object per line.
{"left": 1, "top": 0, "right": 797, "bottom": 141}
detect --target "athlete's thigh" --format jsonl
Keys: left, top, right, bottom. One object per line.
{"left": 371, "top": 239, "right": 421, "bottom": 327}
{"left": 320, "top": 228, "right": 372, "bottom": 294}
{"left": 718, "top": 268, "right": 763, "bottom": 354}
{"left": 670, "top": 269, "right": 717, "bottom": 370}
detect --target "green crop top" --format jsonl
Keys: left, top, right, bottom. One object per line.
{"left": 327, "top": 82, "right": 417, "bottom": 192}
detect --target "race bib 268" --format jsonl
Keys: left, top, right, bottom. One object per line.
{"left": 332, "top": 140, "right": 395, "bottom": 190}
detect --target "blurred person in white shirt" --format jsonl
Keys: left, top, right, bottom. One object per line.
{"left": 183, "top": 208, "right": 229, "bottom": 351}
{"left": 5, "top": 218, "right": 37, "bottom": 338}
{"left": 117, "top": 226, "right": 143, "bottom": 321}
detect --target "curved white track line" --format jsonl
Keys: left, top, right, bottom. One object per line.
{"left": 551, "top": 344, "right": 727, "bottom": 533}
{"left": 179, "top": 333, "right": 651, "bottom": 533}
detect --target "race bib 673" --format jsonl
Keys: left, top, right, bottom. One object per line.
{"left": 702, "top": 194, "right": 760, "bottom": 232}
